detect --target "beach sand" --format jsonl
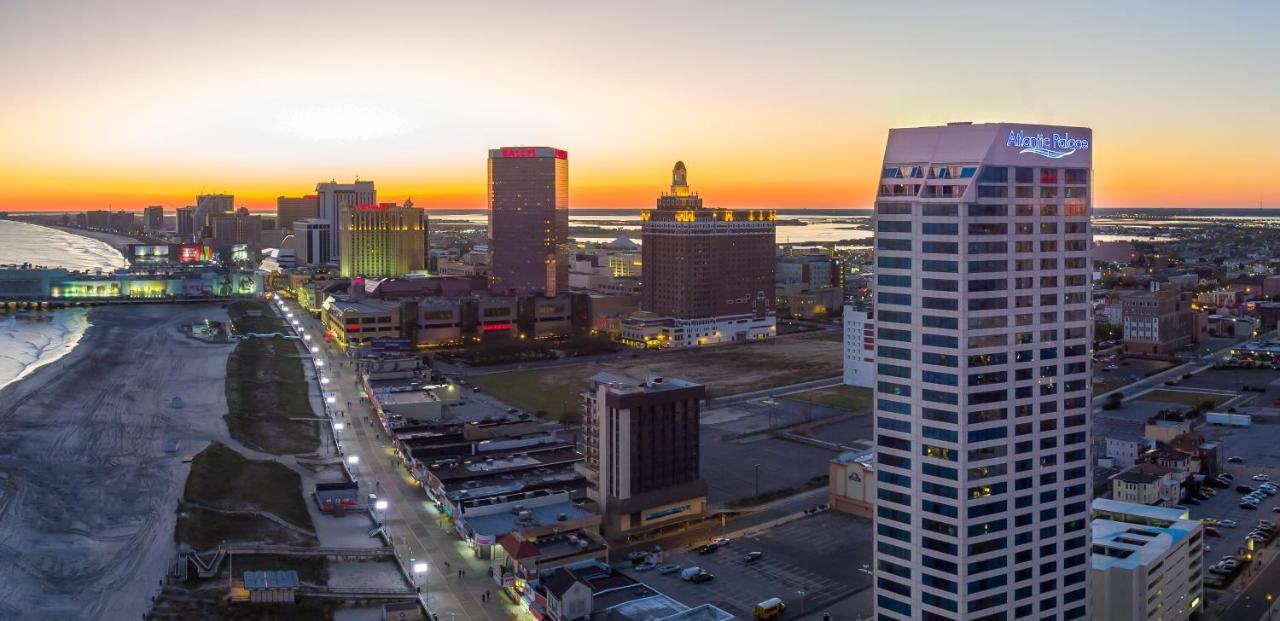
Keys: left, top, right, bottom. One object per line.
{"left": 0, "top": 303, "right": 236, "bottom": 620}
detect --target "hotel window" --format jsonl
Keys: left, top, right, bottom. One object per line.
{"left": 1016, "top": 204, "right": 1034, "bottom": 216}
{"left": 923, "top": 240, "right": 959, "bottom": 253}
{"left": 1040, "top": 187, "right": 1059, "bottom": 199}
{"left": 1065, "top": 169, "right": 1088, "bottom": 184}
{"left": 979, "top": 166, "right": 1009, "bottom": 183}
{"left": 877, "top": 202, "right": 912, "bottom": 214}
{"left": 879, "top": 237, "right": 912, "bottom": 250}
{"left": 923, "top": 204, "right": 958, "bottom": 216}
{"left": 1015, "top": 167, "right": 1035, "bottom": 183}
{"left": 1039, "top": 168, "right": 1059, "bottom": 184}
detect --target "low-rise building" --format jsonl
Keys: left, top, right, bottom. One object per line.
{"left": 1123, "top": 283, "right": 1197, "bottom": 356}
{"left": 1090, "top": 499, "right": 1203, "bottom": 621}
{"left": 1111, "top": 463, "right": 1182, "bottom": 506}
{"left": 827, "top": 449, "right": 873, "bottom": 518}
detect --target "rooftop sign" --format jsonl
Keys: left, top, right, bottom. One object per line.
{"left": 1007, "top": 129, "right": 1089, "bottom": 159}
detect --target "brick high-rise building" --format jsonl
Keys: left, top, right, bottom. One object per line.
{"left": 487, "top": 147, "right": 569, "bottom": 296}
{"left": 626, "top": 161, "right": 775, "bottom": 348}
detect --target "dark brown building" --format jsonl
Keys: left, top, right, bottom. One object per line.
{"left": 578, "top": 373, "right": 707, "bottom": 537}
{"left": 631, "top": 162, "right": 775, "bottom": 347}
{"left": 487, "top": 146, "right": 569, "bottom": 296}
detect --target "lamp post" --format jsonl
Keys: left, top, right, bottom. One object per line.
{"left": 754, "top": 464, "right": 761, "bottom": 498}
{"left": 412, "top": 561, "right": 427, "bottom": 587}
{"left": 374, "top": 499, "right": 388, "bottom": 525}
{"left": 348, "top": 454, "right": 360, "bottom": 476}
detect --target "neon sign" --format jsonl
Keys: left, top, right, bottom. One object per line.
{"left": 499, "top": 148, "right": 567, "bottom": 160}
{"left": 481, "top": 323, "right": 513, "bottom": 332}
{"left": 1007, "top": 130, "right": 1089, "bottom": 159}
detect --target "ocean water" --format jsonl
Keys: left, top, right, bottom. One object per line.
{"left": 0, "top": 220, "right": 129, "bottom": 391}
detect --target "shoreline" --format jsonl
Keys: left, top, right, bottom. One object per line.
{"left": 45, "top": 224, "right": 145, "bottom": 259}
{"left": 0, "top": 303, "right": 237, "bottom": 619}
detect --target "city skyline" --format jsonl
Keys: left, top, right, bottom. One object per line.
{"left": 2, "top": 1, "right": 1277, "bottom": 212}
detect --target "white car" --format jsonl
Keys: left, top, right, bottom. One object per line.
{"left": 1219, "top": 519, "right": 1239, "bottom": 528}
{"left": 1254, "top": 474, "right": 1271, "bottom": 482}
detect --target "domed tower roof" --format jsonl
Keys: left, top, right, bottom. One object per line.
{"left": 671, "top": 161, "right": 690, "bottom": 197}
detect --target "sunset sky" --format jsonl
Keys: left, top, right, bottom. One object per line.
{"left": 1, "top": 0, "right": 1276, "bottom": 212}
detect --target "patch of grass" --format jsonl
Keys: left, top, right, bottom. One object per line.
{"left": 176, "top": 506, "right": 314, "bottom": 551}
{"left": 470, "top": 336, "right": 843, "bottom": 415}
{"left": 725, "top": 475, "right": 829, "bottom": 508}
{"left": 802, "top": 331, "right": 844, "bottom": 343}
{"left": 785, "top": 384, "right": 872, "bottom": 412}
{"left": 1134, "top": 390, "right": 1233, "bottom": 409}
{"left": 184, "top": 442, "right": 315, "bottom": 533}
{"left": 224, "top": 303, "right": 319, "bottom": 454}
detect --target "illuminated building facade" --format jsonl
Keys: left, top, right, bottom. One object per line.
{"left": 338, "top": 201, "right": 426, "bottom": 278}
{"left": 487, "top": 147, "right": 569, "bottom": 296}
{"left": 317, "top": 180, "right": 376, "bottom": 263}
{"left": 627, "top": 161, "right": 775, "bottom": 348}
{"left": 212, "top": 208, "right": 263, "bottom": 248}
{"left": 276, "top": 195, "right": 318, "bottom": 231}
{"left": 293, "top": 219, "right": 331, "bottom": 266}
{"left": 871, "top": 122, "right": 1093, "bottom": 621}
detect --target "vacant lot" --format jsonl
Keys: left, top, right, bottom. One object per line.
{"left": 471, "top": 334, "right": 842, "bottom": 416}
{"left": 224, "top": 301, "right": 319, "bottom": 454}
{"left": 785, "top": 384, "right": 873, "bottom": 412}
{"left": 1134, "top": 390, "right": 1234, "bottom": 409}
{"left": 178, "top": 442, "right": 316, "bottom": 550}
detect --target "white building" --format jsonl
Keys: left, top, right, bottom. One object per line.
{"left": 315, "top": 179, "right": 376, "bottom": 263}
{"left": 843, "top": 305, "right": 874, "bottom": 388}
{"left": 872, "top": 122, "right": 1093, "bottom": 621}
{"left": 1090, "top": 499, "right": 1203, "bottom": 621}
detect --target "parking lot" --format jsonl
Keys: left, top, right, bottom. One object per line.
{"left": 619, "top": 511, "right": 872, "bottom": 619}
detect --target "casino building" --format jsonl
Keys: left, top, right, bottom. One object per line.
{"left": 871, "top": 122, "right": 1093, "bottom": 621}
{"left": 487, "top": 147, "right": 570, "bottom": 297}
{"left": 337, "top": 201, "right": 427, "bottom": 278}
{"left": 622, "top": 161, "right": 775, "bottom": 348}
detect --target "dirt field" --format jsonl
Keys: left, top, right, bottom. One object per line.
{"left": 471, "top": 334, "right": 842, "bottom": 416}
{"left": 1133, "top": 390, "right": 1233, "bottom": 409}
{"left": 786, "top": 384, "right": 873, "bottom": 412}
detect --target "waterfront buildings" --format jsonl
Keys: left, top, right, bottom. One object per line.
{"left": 487, "top": 147, "right": 569, "bottom": 296}
{"left": 871, "top": 122, "right": 1093, "bottom": 621}
{"left": 0, "top": 264, "right": 263, "bottom": 300}
{"left": 143, "top": 205, "right": 164, "bottom": 232}
{"left": 211, "top": 208, "right": 263, "bottom": 248}
{"left": 293, "top": 219, "right": 332, "bottom": 266}
{"left": 624, "top": 161, "right": 776, "bottom": 348}
{"left": 578, "top": 373, "right": 707, "bottom": 538}
{"left": 316, "top": 180, "right": 376, "bottom": 263}
{"left": 337, "top": 201, "right": 426, "bottom": 278}
{"left": 843, "top": 305, "right": 874, "bottom": 388}
{"left": 194, "top": 194, "right": 234, "bottom": 236}
{"left": 276, "top": 195, "right": 318, "bottom": 232}
{"left": 1090, "top": 499, "right": 1203, "bottom": 621}
{"left": 175, "top": 206, "right": 195, "bottom": 238}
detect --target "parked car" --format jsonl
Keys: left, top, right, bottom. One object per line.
{"left": 627, "top": 551, "right": 648, "bottom": 561}
{"left": 1238, "top": 485, "right": 1256, "bottom": 493}
{"left": 472, "top": 386, "right": 481, "bottom": 392}
{"left": 1205, "top": 527, "right": 1222, "bottom": 537}
{"left": 1203, "top": 518, "right": 1218, "bottom": 526}
{"left": 697, "top": 545, "right": 717, "bottom": 555}
{"left": 1254, "top": 474, "right": 1271, "bottom": 482}
{"left": 1229, "top": 456, "right": 1245, "bottom": 463}
{"left": 634, "top": 562, "right": 656, "bottom": 572}
{"left": 744, "top": 551, "right": 764, "bottom": 562}
{"left": 1242, "top": 502, "right": 1259, "bottom": 510}
{"left": 657, "top": 564, "right": 681, "bottom": 575}
{"left": 1219, "top": 519, "right": 1239, "bottom": 528}
{"left": 690, "top": 571, "right": 715, "bottom": 584}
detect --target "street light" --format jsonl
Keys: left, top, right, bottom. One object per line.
{"left": 311, "top": 346, "right": 319, "bottom": 353}
{"left": 321, "top": 376, "right": 330, "bottom": 385}
{"left": 348, "top": 455, "right": 360, "bottom": 474}
{"left": 754, "top": 464, "right": 761, "bottom": 497}
{"left": 412, "top": 561, "right": 427, "bottom": 586}
{"left": 334, "top": 422, "right": 345, "bottom": 432}
{"left": 316, "top": 359, "right": 325, "bottom": 367}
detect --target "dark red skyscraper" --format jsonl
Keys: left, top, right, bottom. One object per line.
{"left": 487, "top": 147, "right": 569, "bottom": 296}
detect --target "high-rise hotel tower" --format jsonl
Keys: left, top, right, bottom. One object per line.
{"left": 872, "top": 123, "right": 1093, "bottom": 621}
{"left": 487, "top": 147, "right": 569, "bottom": 296}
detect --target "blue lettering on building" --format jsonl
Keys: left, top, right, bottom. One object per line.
{"left": 1007, "top": 129, "right": 1089, "bottom": 159}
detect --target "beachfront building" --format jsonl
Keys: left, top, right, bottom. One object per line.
{"left": 1090, "top": 499, "right": 1203, "bottom": 621}
{"left": 487, "top": 146, "right": 569, "bottom": 296}
{"left": 0, "top": 265, "right": 263, "bottom": 301}
{"left": 337, "top": 201, "right": 426, "bottom": 278}
{"left": 622, "top": 161, "right": 776, "bottom": 348}
{"left": 871, "top": 122, "right": 1093, "bottom": 621}
{"left": 143, "top": 206, "right": 164, "bottom": 233}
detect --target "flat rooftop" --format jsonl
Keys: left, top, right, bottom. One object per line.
{"left": 1092, "top": 498, "right": 1190, "bottom": 523}
{"left": 1092, "top": 517, "right": 1199, "bottom": 572}
{"left": 591, "top": 372, "right": 701, "bottom": 395}
{"left": 465, "top": 500, "right": 595, "bottom": 538}
{"left": 1233, "top": 340, "right": 1280, "bottom": 354}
